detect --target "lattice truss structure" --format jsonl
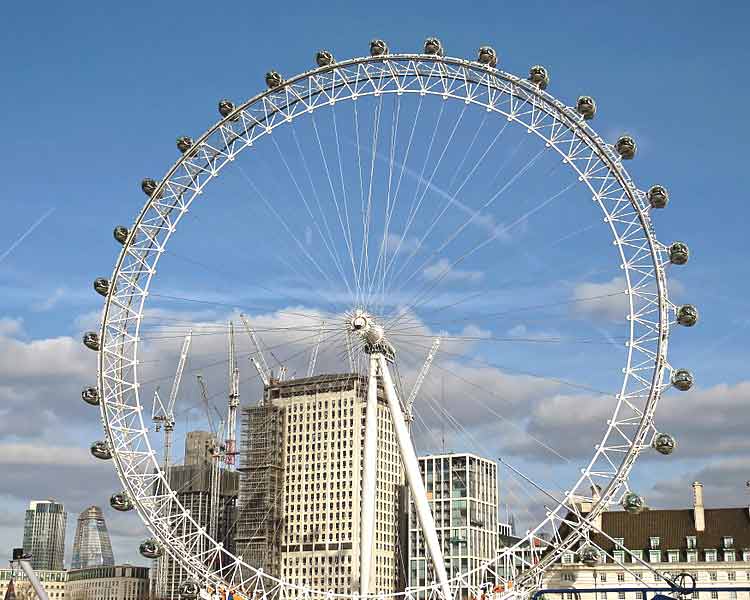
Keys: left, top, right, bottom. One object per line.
{"left": 89, "top": 48, "right": 695, "bottom": 600}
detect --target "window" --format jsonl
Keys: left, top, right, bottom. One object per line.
{"left": 650, "top": 550, "right": 662, "bottom": 563}
{"left": 724, "top": 537, "right": 735, "bottom": 548}
{"left": 614, "top": 551, "right": 626, "bottom": 563}
{"left": 725, "top": 551, "right": 736, "bottom": 562}
{"left": 668, "top": 551, "right": 680, "bottom": 563}
{"left": 728, "top": 571, "right": 737, "bottom": 581}
{"left": 562, "top": 573, "right": 575, "bottom": 582}
{"left": 743, "top": 551, "right": 750, "bottom": 562}
{"left": 687, "top": 551, "right": 698, "bottom": 563}
{"left": 687, "top": 536, "right": 697, "bottom": 549}
{"left": 615, "top": 537, "right": 625, "bottom": 548}
{"left": 706, "top": 550, "right": 717, "bottom": 562}
{"left": 710, "top": 593, "right": 718, "bottom": 600}
{"left": 600, "top": 593, "right": 607, "bottom": 600}
{"left": 632, "top": 550, "right": 644, "bottom": 561}
{"left": 618, "top": 593, "right": 625, "bottom": 600}
{"left": 650, "top": 537, "right": 661, "bottom": 549}
{"left": 709, "top": 572, "right": 718, "bottom": 582}
{"left": 618, "top": 572, "right": 625, "bottom": 582}
{"left": 600, "top": 573, "right": 607, "bottom": 582}
{"left": 730, "top": 593, "right": 737, "bottom": 600}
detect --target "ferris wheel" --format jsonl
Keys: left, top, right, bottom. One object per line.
{"left": 81, "top": 38, "right": 697, "bottom": 600}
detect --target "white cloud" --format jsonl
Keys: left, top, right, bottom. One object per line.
{"left": 572, "top": 276, "right": 628, "bottom": 321}
{"left": 422, "top": 258, "right": 483, "bottom": 283}
{"left": 0, "top": 444, "right": 94, "bottom": 466}
{"left": 32, "top": 287, "right": 66, "bottom": 312}
{"left": 0, "top": 317, "right": 23, "bottom": 336}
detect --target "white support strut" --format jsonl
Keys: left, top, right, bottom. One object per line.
{"left": 407, "top": 337, "right": 441, "bottom": 420}
{"left": 16, "top": 560, "right": 49, "bottom": 600}
{"left": 359, "top": 355, "right": 379, "bottom": 595}
{"left": 378, "top": 354, "right": 452, "bottom": 600}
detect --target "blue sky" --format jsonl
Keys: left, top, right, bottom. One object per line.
{"left": 1, "top": 0, "right": 748, "bottom": 568}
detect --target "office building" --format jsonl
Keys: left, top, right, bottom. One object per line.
{"left": 22, "top": 500, "right": 67, "bottom": 571}
{"left": 409, "top": 453, "right": 499, "bottom": 600}
{"left": 0, "top": 568, "right": 66, "bottom": 600}
{"left": 66, "top": 564, "right": 149, "bottom": 600}
{"left": 235, "top": 374, "right": 403, "bottom": 595}
{"left": 70, "top": 506, "right": 115, "bottom": 569}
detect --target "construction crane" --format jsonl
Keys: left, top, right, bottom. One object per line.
{"left": 406, "top": 337, "right": 441, "bottom": 422}
{"left": 196, "top": 373, "right": 224, "bottom": 543}
{"left": 152, "top": 331, "right": 192, "bottom": 473}
{"left": 225, "top": 322, "right": 240, "bottom": 466}
{"left": 307, "top": 322, "right": 325, "bottom": 377}
{"left": 240, "top": 313, "right": 271, "bottom": 383}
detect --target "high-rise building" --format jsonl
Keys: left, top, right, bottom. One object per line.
{"left": 236, "top": 374, "right": 403, "bottom": 595}
{"left": 409, "top": 453, "right": 499, "bottom": 600}
{"left": 70, "top": 506, "right": 115, "bottom": 569}
{"left": 22, "top": 500, "right": 67, "bottom": 571}
{"left": 155, "top": 431, "right": 239, "bottom": 600}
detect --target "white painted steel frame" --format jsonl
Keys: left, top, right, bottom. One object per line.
{"left": 97, "top": 53, "right": 681, "bottom": 600}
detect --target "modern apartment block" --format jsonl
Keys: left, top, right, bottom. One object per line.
{"left": 236, "top": 374, "right": 403, "bottom": 595}
{"left": 22, "top": 500, "right": 67, "bottom": 571}
{"left": 409, "top": 453, "right": 499, "bottom": 600}
{"left": 70, "top": 506, "right": 115, "bottom": 569}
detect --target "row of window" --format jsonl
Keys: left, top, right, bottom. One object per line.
{"left": 563, "top": 549, "right": 750, "bottom": 565}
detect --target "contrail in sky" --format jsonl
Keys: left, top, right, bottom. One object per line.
{"left": 0, "top": 207, "right": 56, "bottom": 265}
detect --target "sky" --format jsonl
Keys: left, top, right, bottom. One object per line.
{"left": 1, "top": 0, "right": 749, "bottom": 570}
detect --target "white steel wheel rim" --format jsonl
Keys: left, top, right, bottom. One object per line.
{"left": 97, "top": 54, "right": 678, "bottom": 599}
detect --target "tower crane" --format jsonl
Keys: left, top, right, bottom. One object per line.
{"left": 240, "top": 313, "right": 272, "bottom": 385}
{"left": 152, "top": 331, "right": 192, "bottom": 473}
{"left": 225, "top": 322, "right": 239, "bottom": 466}
{"left": 196, "top": 373, "right": 224, "bottom": 543}
{"left": 307, "top": 322, "right": 325, "bottom": 377}
{"left": 406, "top": 337, "right": 440, "bottom": 422}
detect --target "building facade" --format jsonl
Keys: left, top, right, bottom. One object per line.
{"left": 236, "top": 373, "right": 403, "bottom": 595}
{"left": 66, "top": 564, "right": 150, "bottom": 600}
{"left": 409, "top": 453, "right": 500, "bottom": 600}
{"left": 0, "top": 568, "right": 66, "bottom": 600}
{"left": 155, "top": 431, "right": 239, "bottom": 600}
{"left": 548, "top": 482, "right": 750, "bottom": 600}
{"left": 70, "top": 506, "right": 115, "bottom": 569}
{"left": 22, "top": 500, "right": 67, "bottom": 571}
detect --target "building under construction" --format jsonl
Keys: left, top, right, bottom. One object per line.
{"left": 235, "top": 373, "right": 407, "bottom": 595}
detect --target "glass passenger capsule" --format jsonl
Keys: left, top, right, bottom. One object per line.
{"left": 576, "top": 96, "right": 597, "bottom": 120}
{"left": 647, "top": 185, "right": 669, "bottom": 208}
{"left": 528, "top": 65, "right": 549, "bottom": 90}
{"left": 621, "top": 491, "right": 645, "bottom": 514}
{"left": 424, "top": 37, "right": 444, "bottom": 56}
{"left": 669, "top": 241, "right": 689, "bottom": 265}
{"left": 176, "top": 137, "right": 194, "bottom": 153}
{"left": 671, "top": 369, "right": 694, "bottom": 391}
{"left": 113, "top": 226, "right": 129, "bottom": 245}
{"left": 315, "top": 50, "right": 334, "bottom": 67}
{"left": 81, "top": 386, "right": 99, "bottom": 406}
{"left": 370, "top": 39, "right": 389, "bottom": 56}
{"left": 93, "top": 278, "right": 109, "bottom": 297}
{"left": 615, "top": 136, "right": 637, "bottom": 160}
{"left": 90, "top": 440, "right": 112, "bottom": 460}
{"left": 218, "top": 99, "right": 240, "bottom": 122}
{"left": 140, "top": 178, "right": 158, "bottom": 197}
{"left": 139, "top": 538, "right": 163, "bottom": 559}
{"left": 110, "top": 491, "right": 133, "bottom": 512}
{"left": 676, "top": 304, "right": 699, "bottom": 327}
{"left": 265, "top": 70, "right": 284, "bottom": 89}
{"left": 477, "top": 46, "right": 498, "bottom": 67}
{"left": 652, "top": 432, "right": 677, "bottom": 455}
{"left": 577, "top": 544, "right": 600, "bottom": 567}
{"left": 83, "top": 332, "right": 100, "bottom": 351}
{"left": 179, "top": 581, "right": 200, "bottom": 600}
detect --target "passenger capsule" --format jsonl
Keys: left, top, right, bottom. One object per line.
{"left": 93, "top": 278, "right": 110, "bottom": 297}
{"left": 218, "top": 99, "right": 240, "bottom": 122}
{"left": 621, "top": 491, "right": 645, "bottom": 514}
{"left": 139, "top": 538, "right": 163, "bottom": 559}
{"left": 83, "top": 332, "right": 100, "bottom": 351}
{"left": 315, "top": 50, "right": 335, "bottom": 67}
{"left": 81, "top": 386, "right": 100, "bottom": 406}
{"left": 615, "top": 136, "right": 637, "bottom": 160}
{"left": 676, "top": 304, "right": 699, "bottom": 327}
{"left": 265, "top": 71, "right": 284, "bottom": 89}
{"left": 576, "top": 96, "right": 596, "bottom": 120}
{"left": 179, "top": 581, "right": 200, "bottom": 600}
{"left": 110, "top": 491, "right": 134, "bottom": 512}
{"left": 113, "top": 226, "right": 129, "bottom": 245}
{"left": 477, "top": 46, "right": 498, "bottom": 68}
{"left": 140, "top": 178, "right": 158, "bottom": 197}
{"left": 370, "top": 39, "right": 389, "bottom": 57}
{"left": 652, "top": 432, "right": 677, "bottom": 455}
{"left": 90, "top": 440, "right": 112, "bottom": 460}
{"left": 528, "top": 65, "right": 549, "bottom": 90}
{"left": 577, "top": 544, "right": 600, "bottom": 567}
{"left": 671, "top": 369, "right": 694, "bottom": 392}
{"left": 176, "top": 137, "right": 194, "bottom": 153}
{"left": 669, "top": 241, "right": 690, "bottom": 265}
{"left": 647, "top": 185, "right": 668, "bottom": 209}
{"left": 423, "top": 37, "right": 444, "bottom": 57}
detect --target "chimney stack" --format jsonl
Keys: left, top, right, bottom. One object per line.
{"left": 591, "top": 485, "right": 603, "bottom": 530}
{"left": 692, "top": 481, "right": 705, "bottom": 532}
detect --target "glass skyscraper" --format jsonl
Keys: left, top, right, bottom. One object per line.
{"left": 22, "top": 500, "right": 67, "bottom": 571}
{"left": 70, "top": 506, "right": 115, "bottom": 569}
